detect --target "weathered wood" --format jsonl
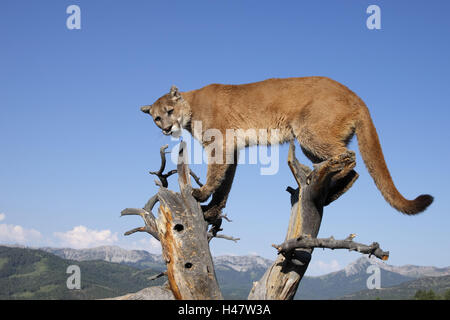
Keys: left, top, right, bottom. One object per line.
{"left": 121, "top": 205, "right": 159, "bottom": 240}
{"left": 275, "top": 234, "right": 389, "bottom": 261}
{"left": 108, "top": 283, "right": 175, "bottom": 300}
{"left": 248, "top": 142, "right": 357, "bottom": 300}
{"left": 156, "top": 142, "right": 223, "bottom": 300}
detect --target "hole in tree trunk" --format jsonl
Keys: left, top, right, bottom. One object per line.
{"left": 174, "top": 224, "right": 184, "bottom": 232}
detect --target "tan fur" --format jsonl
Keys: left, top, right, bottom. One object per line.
{"left": 142, "top": 77, "right": 433, "bottom": 215}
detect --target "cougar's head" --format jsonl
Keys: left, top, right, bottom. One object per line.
{"left": 141, "top": 85, "right": 191, "bottom": 138}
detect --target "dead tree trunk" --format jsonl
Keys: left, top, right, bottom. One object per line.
{"left": 122, "top": 143, "right": 222, "bottom": 300}
{"left": 156, "top": 144, "right": 222, "bottom": 299}
{"left": 248, "top": 142, "right": 388, "bottom": 299}
{"left": 121, "top": 142, "right": 389, "bottom": 300}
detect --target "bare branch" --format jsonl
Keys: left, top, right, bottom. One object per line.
{"left": 189, "top": 171, "right": 204, "bottom": 187}
{"left": 120, "top": 207, "right": 159, "bottom": 241}
{"left": 147, "top": 144, "right": 203, "bottom": 188}
{"left": 143, "top": 194, "right": 159, "bottom": 214}
{"left": 287, "top": 141, "right": 312, "bottom": 187}
{"left": 286, "top": 186, "right": 297, "bottom": 195}
{"left": 121, "top": 208, "right": 149, "bottom": 217}
{"left": 124, "top": 226, "right": 152, "bottom": 236}
{"left": 165, "top": 169, "right": 178, "bottom": 178}
{"left": 148, "top": 271, "right": 167, "bottom": 281}
{"left": 274, "top": 234, "right": 389, "bottom": 261}
{"left": 213, "top": 234, "right": 240, "bottom": 242}
{"left": 220, "top": 213, "right": 232, "bottom": 222}
{"left": 149, "top": 144, "right": 171, "bottom": 187}
{"left": 207, "top": 226, "right": 240, "bottom": 242}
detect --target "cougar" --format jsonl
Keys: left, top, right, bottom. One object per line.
{"left": 141, "top": 77, "right": 433, "bottom": 215}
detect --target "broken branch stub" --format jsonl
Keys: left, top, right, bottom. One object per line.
{"left": 121, "top": 206, "right": 159, "bottom": 241}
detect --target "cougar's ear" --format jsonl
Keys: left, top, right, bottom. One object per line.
{"left": 140, "top": 105, "right": 152, "bottom": 114}
{"left": 169, "top": 85, "right": 183, "bottom": 101}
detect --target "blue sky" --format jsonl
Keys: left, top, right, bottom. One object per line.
{"left": 0, "top": 0, "right": 449, "bottom": 276}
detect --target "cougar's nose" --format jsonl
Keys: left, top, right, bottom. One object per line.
{"left": 163, "top": 125, "right": 172, "bottom": 134}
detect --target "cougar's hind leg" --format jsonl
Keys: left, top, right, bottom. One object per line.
{"left": 294, "top": 128, "right": 359, "bottom": 204}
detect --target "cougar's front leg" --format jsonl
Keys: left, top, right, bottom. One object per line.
{"left": 192, "top": 146, "right": 238, "bottom": 203}
{"left": 201, "top": 162, "right": 237, "bottom": 221}
{"left": 192, "top": 163, "right": 233, "bottom": 202}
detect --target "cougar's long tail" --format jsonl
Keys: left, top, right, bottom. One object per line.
{"left": 355, "top": 103, "right": 433, "bottom": 215}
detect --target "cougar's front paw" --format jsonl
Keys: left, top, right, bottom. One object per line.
{"left": 201, "top": 205, "right": 223, "bottom": 222}
{"left": 192, "top": 187, "right": 211, "bottom": 202}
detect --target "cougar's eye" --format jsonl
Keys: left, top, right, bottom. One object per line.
{"left": 155, "top": 116, "right": 161, "bottom": 122}
{"left": 167, "top": 109, "right": 174, "bottom": 115}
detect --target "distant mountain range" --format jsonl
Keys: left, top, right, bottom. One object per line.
{"left": 340, "top": 275, "right": 450, "bottom": 300}
{"left": 41, "top": 246, "right": 164, "bottom": 269}
{"left": 0, "top": 246, "right": 165, "bottom": 300}
{"left": 41, "top": 245, "right": 273, "bottom": 271}
{"left": 2, "top": 244, "right": 449, "bottom": 300}
{"left": 295, "top": 256, "right": 450, "bottom": 299}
